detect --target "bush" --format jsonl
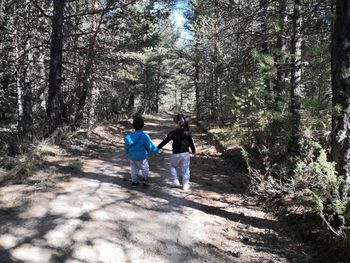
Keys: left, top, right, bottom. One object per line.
{"left": 304, "top": 149, "right": 350, "bottom": 237}
{"left": 240, "top": 110, "right": 350, "bottom": 239}
{"left": 268, "top": 144, "right": 349, "bottom": 238}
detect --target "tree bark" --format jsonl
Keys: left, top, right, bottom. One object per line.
{"left": 193, "top": 3, "right": 202, "bottom": 121}
{"left": 39, "top": 46, "right": 46, "bottom": 109}
{"left": 15, "top": 41, "right": 23, "bottom": 128}
{"left": 154, "top": 54, "right": 161, "bottom": 114}
{"left": 75, "top": 0, "right": 100, "bottom": 127}
{"left": 194, "top": 48, "right": 200, "bottom": 120}
{"left": 274, "top": 0, "right": 287, "bottom": 103}
{"left": 260, "top": 0, "right": 272, "bottom": 105}
{"left": 288, "top": 0, "right": 303, "bottom": 157}
{"left": 331, "top": 0, "right": 350, "bottom": 182}
{"left": 128, "top": 93, "right": 134, "bottom": 110}
{"left": 22, "top": 0, "right": 33, "bottom": 138}
{"left": 47, "top": 0, "right": 65, "bottom": 134}
{"left": 212, "top": 0, "right": 220, "bottom": 120}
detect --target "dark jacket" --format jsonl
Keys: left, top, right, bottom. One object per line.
{"left": 158, "top": 129, "right": 195, "bottom": 154}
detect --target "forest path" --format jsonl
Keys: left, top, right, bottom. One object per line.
{"left": 0, "top": 115, "right": 310, "bottom": 263}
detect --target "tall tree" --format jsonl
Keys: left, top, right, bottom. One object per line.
{"left": 47, "top": 0, "right": 65, "bottom": 134}
{"left": 193, "top": 34, "right": 200, "bottom": 120}
{"left": 75, "top": 0, "right": 101, "bottom": 127}
{"left": 274, "top": 0, "right": 288, "bottom": 103}
{"left": 331, "top": 0, "right": 350, "bottom": 182}
{"left": 288, "top": 0, "right": 303, "bottom": 157}
{"left": 260, "top": 0, "right": 272, "bottom": 105}
{"left": 21, "top": 0, "right": 34, "bottom": 138}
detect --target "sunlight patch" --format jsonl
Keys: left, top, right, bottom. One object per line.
{"left": 12, "top": 244, "right": 52, "bottom": 262}
{"left": 0, "top": 233, "right": 18, "bottom": 249}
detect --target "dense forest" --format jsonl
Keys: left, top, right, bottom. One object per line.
{"left": 1, "top": 0, "right": 350, "bottom": 259}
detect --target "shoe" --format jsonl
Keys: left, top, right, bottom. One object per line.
{"left": 170, "top": 180, "right": 180, "bottom": 188}
{"left": 182, "top": 183, "right": 190, "bottom": 191}
{"left": 142, "top": 177, "right": 148, "bottom": 185}
{"left": 131, "top": 181, "right": 140, "bottom": 187}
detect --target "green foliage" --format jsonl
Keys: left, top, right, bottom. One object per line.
{"left": 334, "top": 103, "right": 343, "bottom": 114}
{"left": 305, "top": 156, "right": 350, "bottom": 237}
{"left": 273, "top": 22, "right": 282, "bottom": 33}
{"left": 252, "top": 49, "right": 275, "bottom": 73}
{"left": 250, "top": 122, "right": 350, "bottom": 237}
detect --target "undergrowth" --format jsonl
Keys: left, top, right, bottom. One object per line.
{"left": 0, "top": 138, "right": 62, "bottom": 185}
{"left": 203, "top": 110, "right": 350, "bottom": 259}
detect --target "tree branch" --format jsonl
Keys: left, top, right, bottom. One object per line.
{"left": 29, "top": 0, "right": 52, "bottom": 19}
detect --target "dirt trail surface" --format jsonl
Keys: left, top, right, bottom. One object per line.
{"left": 0, "top": 115, "right": 311, "bottom": 263}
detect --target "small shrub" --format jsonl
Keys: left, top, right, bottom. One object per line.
{"left": 242, "top": 115, "right": 350, "bottom": 238}
{"left": 0, "top": 154, "right": 36, "bottom": 185}
{"left": 69, "top": 158, "right": 83, "bottom": 171}
{"left": 34, "top": 138, "right": 62, "bottom": 156}
{"left": 304, "top": 151, "right": 350, "bottom": 237}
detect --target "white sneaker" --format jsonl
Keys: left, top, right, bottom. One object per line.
{"left": 170, "top": 180, "right": 180, "bottom": 188}
{"left": 182, "top": 183, "right": 190, "bottom": 191}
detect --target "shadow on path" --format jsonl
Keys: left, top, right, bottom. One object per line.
{"left": 0, "top": 115, "right": 313, "bottom": 263}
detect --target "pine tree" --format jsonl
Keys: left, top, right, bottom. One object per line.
{"left": 331, "top": 0, "right": 350, "bottom": 182}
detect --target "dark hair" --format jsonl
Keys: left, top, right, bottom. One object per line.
{"left": 133, "top": 116, "right": 144, "bottom": 130}
{"left": 173, "top": 114, "right": 190, "bottom": 131}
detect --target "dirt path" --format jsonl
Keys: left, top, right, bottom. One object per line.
{"left": 0, "top": 116, "right": 310, "bottom": 263}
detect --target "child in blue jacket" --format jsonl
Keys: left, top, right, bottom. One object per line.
{"left": 124, "top": 116, "right": 159, "bottom": 186}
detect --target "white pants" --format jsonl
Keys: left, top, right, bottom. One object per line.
{"left": 130, "top": 159, "right": 149, "bottom": 183}
{"left": 170, "top": 152, "right": 190, "bottom": 185}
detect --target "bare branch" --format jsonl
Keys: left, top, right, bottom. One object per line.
{"left": 29, "top": 0, "right": 52, "bottom": 19}
{"left": 64, "top": 0, "right": 138, "bottom": 19}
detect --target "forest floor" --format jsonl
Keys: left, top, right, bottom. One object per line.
{"left": 0, "top": 114, "right": 315, "bottom": 263}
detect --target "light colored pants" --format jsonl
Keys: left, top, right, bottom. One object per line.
{"left": 130, "top": 159, "right": 149, "bottom": 183}
{"left": 170, "top": 152, "right": 190, "bottom": 185}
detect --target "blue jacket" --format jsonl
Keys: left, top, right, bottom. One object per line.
{"left": 124, "top": 131, "right": 159, "bottom": 161}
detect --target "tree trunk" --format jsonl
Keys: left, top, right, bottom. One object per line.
{"left": 180, "top": 89, "right": 183, "bottom": 111}
{"left": 47, "top": 0, "right": 65, "bottom": 134}
{"left": 144, "top": 64, "right": 150, "bottom": 112}
{"left": 22, "top": 0, "right": 33, "bottom": 138}
{"left": 274, "top": 0, "right": 287, "bottom": 103}
{"left": 260, "top": 0, "right": 271, "bottom": 105}
{"left": 39, "top": 46, "right": 46, "bottom": 109}
{"left": 155, "top": 56, "right": 161, "bottom": 114}
{"left": 288, "top": 0, "right": 303, "bottom": 157}
{"left": 75, "top": 0, "right": 100, "bottom": 127}
{"left": 212, "top": 0, "right": 220, "bottom": 120}
{"left": 331, "top": 0, "right": 350, "bottom": 183}
{"left": 128, "top": 93, "right": 134, "bottom": 110}
{"left": 194, "top": 47, "right": 200, "bottom": 120}
{"left": 14, "top": 28, "right": 23, "bottom": 131}
{"left": 174, "top": 90, "right": 177, "bottom": 110}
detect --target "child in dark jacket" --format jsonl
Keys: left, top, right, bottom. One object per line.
{"left": 124, "top": 117, "right": 158, "bottom": 186}
{"left": 158, "top": 114, "right": 195, "bottom": 190}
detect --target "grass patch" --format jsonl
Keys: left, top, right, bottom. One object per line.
{"left": 0, "top": 139, "right": 65, "bottom": 186}
{"left": 143, "top": 114, "right": 166, "bottom": 122}
{"left": 68, "top": 158, "right": 83, "bottom": 171}
{"left": 0, "top": 185, "right": 31, "bottom": 210}
{"left": 34, "top": 138, "right": 62, "bottom": 156}
{"left": 0, "top": 153, "right": 40, "bottom": 185}
{"left": 202, "top": 124, "right": 240, "bottom": 152}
